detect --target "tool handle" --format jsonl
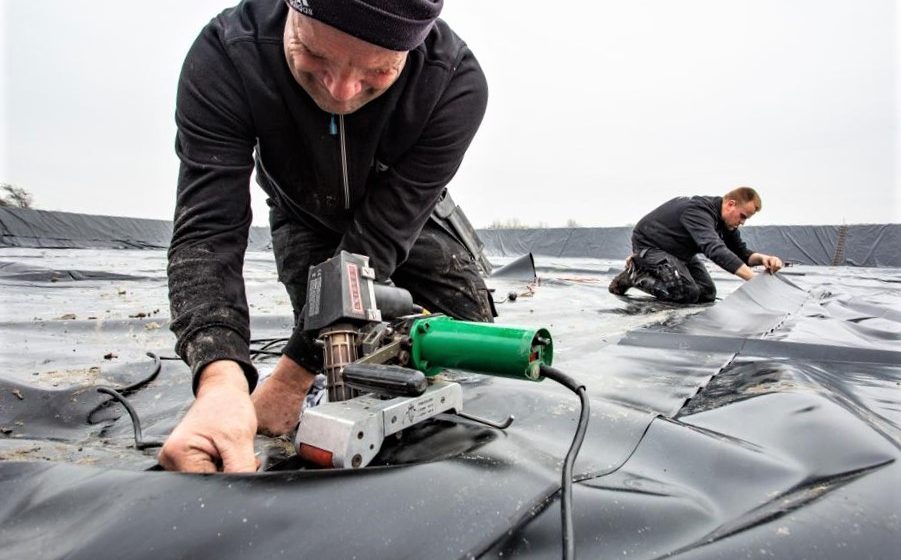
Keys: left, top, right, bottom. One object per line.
{"left": 343, "top": 363, "right": 428, "bottom": 397}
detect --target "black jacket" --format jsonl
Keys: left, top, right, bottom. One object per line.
{"left": 167, "top": 0, "right": 488, "bottom": 389}
{"left": 632, "top": 196, "right": 754, "bottom": 274}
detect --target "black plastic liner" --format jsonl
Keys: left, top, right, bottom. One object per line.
{"left": 0, "top": 208, "right": 272, "bottom": 251}
{"left": 3, "top": 207, "right": 899, "bottom": 266}
{"left": 479, "top": 224, "right": 901, "bottom": 267}
{"left": 1, "top": 240, "right": 899, "bottom": 558}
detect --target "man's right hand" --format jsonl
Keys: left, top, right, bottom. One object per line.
{"left": 735, "top": 264, "right": 756, "bottom": 281}
{"left": 252, "top": 355, "right": 316, "bottom": 437}
{"left": 158, "top": 360, "right": 258, "bottom": 473}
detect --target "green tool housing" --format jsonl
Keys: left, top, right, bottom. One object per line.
{"left": 408, "top": 316, "right": 553, "bottom": 381}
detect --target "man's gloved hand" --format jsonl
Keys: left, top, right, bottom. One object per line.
{"left": 252, "top": 355, "right": 316, "bottom": 437}
{"left": 158, "top": 360, "right": 259, "bottom": 473}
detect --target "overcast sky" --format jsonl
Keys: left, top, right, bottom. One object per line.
{"left": 1, "top": 0, "right": 899, "bottom": 227}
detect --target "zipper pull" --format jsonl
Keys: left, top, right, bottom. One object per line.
{"left": 329, "top": 114, "right": 337, "bottom": 136}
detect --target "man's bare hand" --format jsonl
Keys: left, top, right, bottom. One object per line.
{"left": 158, "top": 360, "right": 258, "bottom": 473}
{"left": 760, "top": 254, "right": 783, "bottom": 274}
{"left": 748, "top": 253, "right": 784, "bottom": 275}
{"left": 252, "top": 355, "right": 316, "bottom": 437}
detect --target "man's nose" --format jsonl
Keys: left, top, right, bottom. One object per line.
{"left": 322, "top": 70, "right": 362, "bottom": 101}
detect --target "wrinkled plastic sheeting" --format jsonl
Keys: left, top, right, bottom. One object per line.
{"left": 1, "top": 249, "right": 900, "bottom": 559}
{"left": 479, "top": 226, "right": 633, "bottom": 260}
{"left": 489, "top": 253, "right": 536, "bottom": 281}
{"left": 489, "top": 273, "right": 901, "bottom": 559}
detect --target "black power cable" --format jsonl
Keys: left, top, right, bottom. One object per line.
{"left": 115, "top": 352, "right": 162, "bottom": 394}
{"left": 87, "top": 352, "right": 163, "bottom": 424}
{"left": 92, "top": 352, "right": 165, "bottom": 450}
{"left": 96, "top": 386, "right": 163, "bottom": 450}
{"left": 249, "top": 337, "right": 290, "bottom": 358}
{"left": 539, "top": 364, "right": 590, "bottom": 560}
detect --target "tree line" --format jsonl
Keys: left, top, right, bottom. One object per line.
{"left": 0, "top": 183, "right": 33, "bottom": 208}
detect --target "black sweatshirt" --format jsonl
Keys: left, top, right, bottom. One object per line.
{"left": 631, "top": 196, "right": 754, "bottom": 274}
{"left": 167, "top": 0, "right": 488, "bottom": 391}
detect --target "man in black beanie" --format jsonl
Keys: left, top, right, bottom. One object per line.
{"left": 161, "top": 0, "right": 491, "bottom": 473}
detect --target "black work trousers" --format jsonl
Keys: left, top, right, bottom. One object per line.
{"left": 631, "top": 247, "right": 717, "bottom": 304}
{"left": 269, "top": 205, "right": 495, "bottom": 371}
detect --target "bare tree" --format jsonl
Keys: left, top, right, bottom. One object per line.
{"left": 488, "top": 218, "right": 525, "bottom": 229}
{"left": 0, "top": 183, "right": 34, "bottom": 208}
{"left": 487, "top": 218, "right": 559, "bottom": 229}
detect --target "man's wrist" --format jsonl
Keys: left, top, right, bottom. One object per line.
{"left": 269, "top": 355, "right": 316, "bottom": 392}
{"left": 197, "top": 360, "right": 251, "bottom": 396}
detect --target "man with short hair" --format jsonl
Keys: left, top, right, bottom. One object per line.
{"left": 161, "top": 0, "right": 493, "bottom": 473}
{"left": 609, "top": 187, "right": 783, "bottom": 303}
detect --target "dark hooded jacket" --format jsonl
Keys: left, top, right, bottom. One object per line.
{"left": 632, "top": 196, "right": 754, "bottom": 274}
{"left": 167, "top": 0, "right": 488, "bottom": 389}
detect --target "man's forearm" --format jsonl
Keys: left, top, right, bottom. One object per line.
{"left": 735, "top": 264, "right": 755, "bottom": 281}
{"left": 748, "top": 253, "right": 765, "bottom": 266}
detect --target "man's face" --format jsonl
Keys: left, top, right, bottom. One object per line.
{"left": 283, "top": 10, "right": 407, "bottom": 115}
{"left": 722, "top": 199, "right": 757, "bottom": 230}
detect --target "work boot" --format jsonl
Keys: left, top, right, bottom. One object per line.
{"left": 608, "top": 258, "right": 635, "bottom": 295}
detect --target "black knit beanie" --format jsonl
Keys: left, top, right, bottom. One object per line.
{"left": 285, "top": 0, "right": 443, "bottom": 52}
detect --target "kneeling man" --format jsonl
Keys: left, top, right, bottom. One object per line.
{"left": 609, "top": 187, "right": 783, "bottom": 303}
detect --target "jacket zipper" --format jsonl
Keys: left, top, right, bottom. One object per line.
{"left": 331, "top": 114, "right": 351, "bottom": 210}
